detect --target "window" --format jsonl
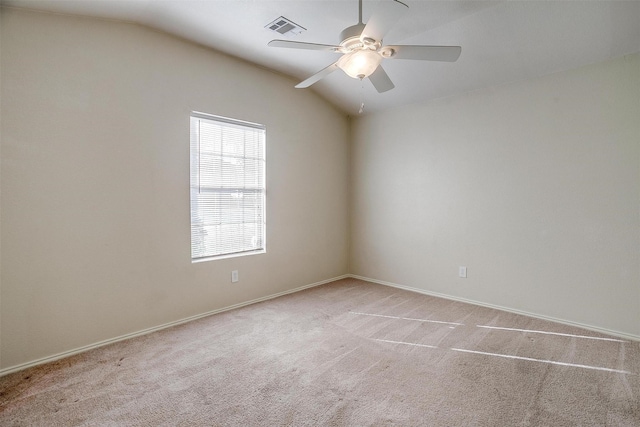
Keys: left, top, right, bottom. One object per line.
{"left": 190, "top": 112, "right": 266, "bottom": 261}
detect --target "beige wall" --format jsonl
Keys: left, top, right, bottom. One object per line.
{"left": 0, "top": 9, "right": 349, "bottom": 370}
{"left": 351, "top": 53, "right": 640, "bottom": 338}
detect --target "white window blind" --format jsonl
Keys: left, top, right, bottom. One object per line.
{"left": 190, "top": 112, "right": 266, "bottom": 261}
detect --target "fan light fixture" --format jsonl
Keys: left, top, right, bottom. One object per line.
{"left": 338, "top": 49, "right": 382, "bottom": 79}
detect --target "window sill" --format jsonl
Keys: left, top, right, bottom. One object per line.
{"left": 191, "top": 249, "right": 266, "bottom": 264}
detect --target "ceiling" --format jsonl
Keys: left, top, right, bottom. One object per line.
{"left": 2, "top": 0, "right": 639, "bottom": 115}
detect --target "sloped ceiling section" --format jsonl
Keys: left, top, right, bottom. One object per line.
{"left": 2, "top": 0, "right": 640, "bottom": 115}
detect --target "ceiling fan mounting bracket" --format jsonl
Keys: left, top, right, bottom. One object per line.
{"left": 362, "top": 37, "right": 377, "bottom": 46}
{"left": 380, "top": 47, "right": 396, "bottom": 58}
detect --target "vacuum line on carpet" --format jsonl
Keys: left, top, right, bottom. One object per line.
{"left": 350, "top": 312, "right": 463, "bottom": 326}
{"left": 373, "top": 339, "right": 634, "bottom": 375}
{"left": 450, "top": 347, "right": 634, "bottom": 375}
{"left": 475, "top": 325, "right": 627, "bottom": 342}
{"left": 375, "top": 339, "right": 438, "bottom": 349}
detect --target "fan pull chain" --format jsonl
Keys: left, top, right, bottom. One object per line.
{"left": 358, "top": 78, "right": 365, "bottom": 114}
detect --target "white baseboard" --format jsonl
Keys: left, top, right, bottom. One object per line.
{"left": 348, "top": 274, "right": 640, "bottom": 342}
{"left": 0, "top": 274, "right": 350, "bottom": 377}
{"left": 3, "top": 272, "right": 636, "bottom": 377}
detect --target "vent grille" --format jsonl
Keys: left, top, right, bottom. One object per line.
{"left": 265, "top": 16, "right": 306, "bottom": 36}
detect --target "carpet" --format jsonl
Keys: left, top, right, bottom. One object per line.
{"left": 1, "top": 278, "right": 638, "bottom": 426}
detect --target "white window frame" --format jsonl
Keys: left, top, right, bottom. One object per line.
{"left": 190, "top": 112, "right": 266, "bottom": 262}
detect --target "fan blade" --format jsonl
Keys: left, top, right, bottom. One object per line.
{"left": 384, "top": 45, "right": 462, "bottom": 62}
{"left": 295, "top": 61, "right": 340, "bottom": 88}
{"left": 268, "top": 40, "right": 340, "bottom": 52}
{"left": 368, "top": 65, "right": 395, "bottom": 93}
{"left": 361, "top": 0, "right": 408, "bottom": 42}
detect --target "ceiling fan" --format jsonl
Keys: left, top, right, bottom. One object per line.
{"left": 267, "top": 0, "right": 462, "bottom": 93}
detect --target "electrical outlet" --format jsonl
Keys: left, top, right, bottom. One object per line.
{"left": 459, "top": 266, "right": 467, "bottom": 278}
{"left": 231, "top": 270, "right": 239, "bottom": 283}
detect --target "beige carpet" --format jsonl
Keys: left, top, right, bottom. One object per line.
{"left": 1, "top": 278, "right": 638, "bottom": 426}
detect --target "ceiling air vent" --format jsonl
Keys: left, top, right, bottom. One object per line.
{"left": 265, "top": 16, "right": 306, "bottom": 37}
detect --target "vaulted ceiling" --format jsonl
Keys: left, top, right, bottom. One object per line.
{"left": 2, "top": 0, "right": 639, "bottom": 115}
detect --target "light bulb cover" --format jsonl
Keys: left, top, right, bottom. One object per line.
{"left": 338, "top": 49, "right": 382, "bottom": 79}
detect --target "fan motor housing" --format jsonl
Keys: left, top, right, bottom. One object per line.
{"left": 339, "top": 23, "right": 366, "bottom": 50}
